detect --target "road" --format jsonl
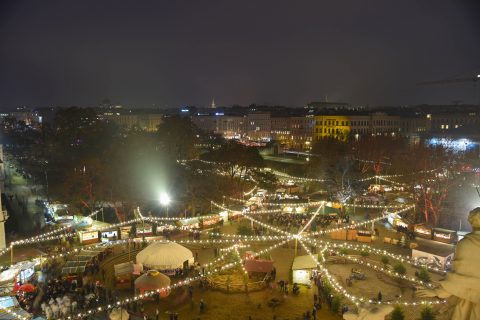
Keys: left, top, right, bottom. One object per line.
{"left": 3, "top": 152, "right": 46, "bottom": 237}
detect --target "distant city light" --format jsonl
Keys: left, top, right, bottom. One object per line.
{"left": 428, "top": 137, "right": 478, "bottom": 152}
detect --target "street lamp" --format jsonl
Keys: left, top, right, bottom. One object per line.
{"left": 159, "top": 192, "right": 171, "bottom": 217}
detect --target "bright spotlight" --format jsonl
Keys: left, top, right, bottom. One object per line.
{"left": 159, "top": 192, "right": 171, "bottom": 206}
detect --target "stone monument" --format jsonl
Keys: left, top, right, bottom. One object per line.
{"left": 417, "top": 207, "right": 480, "bottom": 319}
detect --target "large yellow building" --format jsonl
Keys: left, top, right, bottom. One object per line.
{"left": 314, "top": 115, "right": 351, "bottom": 141}
{"left": 314, "top": 113, "right": 403, "bottom": 141}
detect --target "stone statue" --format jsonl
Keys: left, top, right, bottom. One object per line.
{"left": 417, "top": 207, "right": 480, "bottom": 319}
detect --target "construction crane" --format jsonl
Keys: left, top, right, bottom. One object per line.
{"left": 416, "top": 74, "right": 480, "bottom": 86}
{"left": 416, "top": 73, "right": 480, "bottom": 104}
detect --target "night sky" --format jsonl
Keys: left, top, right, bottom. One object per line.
{"left": 0, "top": 0, "right": 479, "bottom": 109}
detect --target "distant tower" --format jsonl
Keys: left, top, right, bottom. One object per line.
{"left": 210, "top": 98, "right": 216, "bottom": 108}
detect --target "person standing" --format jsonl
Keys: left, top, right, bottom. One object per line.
{"left": 199, "top": 298, "right": 205, "bottom": 313}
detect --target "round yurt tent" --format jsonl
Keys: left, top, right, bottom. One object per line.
{"left": 109, "top": 307, "right": 130, "bottom": 320}
{"left": 134, "top": 270, "right": 171, "bottom": 297}
{"left": 136, "top": 242, "right": 194, "bottom": 271}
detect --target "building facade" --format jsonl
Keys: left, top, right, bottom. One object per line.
{"left": 314, "top": 115, "right": 351, "bottom": 141}
{"left": 428, "top": 112, "right": 480, "bottom": 132}
{"left": 246, "top": 112, "right": 271, "bottom": 141}
{"left": 104, "top": 113, "right": 163, "bottom": 132}
{"left": 314, "top": 113, "right": 403, "bottom": 141}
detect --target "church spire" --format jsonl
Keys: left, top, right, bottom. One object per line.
{"left": 210, "top": 97, "right": 216, "bottom": 108}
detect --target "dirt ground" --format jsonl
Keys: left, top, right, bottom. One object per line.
{"left": 139, "top": 285, "right": 341, "bottom": 320}
{"left": 102, "top": 241, "right": 342, "bottom": 320}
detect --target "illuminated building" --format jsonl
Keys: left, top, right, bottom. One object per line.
{"left": 314, "top": 115, "right": 351, "bottom": 141}
{"left": 103, "top": 112, "right": 163, "bottom": 132}
{"left": 314, "top": 113, "right": 402, "bottom": 141}
{"left": 246, "top": 112, "right": 271, "bottom": 141}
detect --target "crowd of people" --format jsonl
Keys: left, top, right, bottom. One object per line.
{"left": 261, "top": 212, "right": 350, "bottom": 233}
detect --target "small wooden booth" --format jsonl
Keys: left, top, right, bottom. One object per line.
{"left": 414, "top": 224, "right": 433, "bottom": 240}
{"left": 432, "top": 228, "right": 457, "bottom": 244}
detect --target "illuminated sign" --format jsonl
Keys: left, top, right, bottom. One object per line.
{"left": 434, "top": 232, "right": 451, "bottom": 239}
{"left": 101, "top": 231, "right": 118, "bottom": 238}
{"left": 80, "top": 231, "right": 98, "bottom": 242}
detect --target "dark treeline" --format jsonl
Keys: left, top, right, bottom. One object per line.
{"left": 2, "top": 107, "right": 264, "bottom": 218}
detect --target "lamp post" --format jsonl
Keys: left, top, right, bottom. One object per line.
{"left": 159, "top": 192, "right": 171, "bottom": 218}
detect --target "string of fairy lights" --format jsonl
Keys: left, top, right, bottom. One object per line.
{"left": 182, "top": 158, "right": 440, "bottom": 184}
{"left": 2, "top": 173, "right": 448, "bottom": 319}
{"left": 66, "top": 238, "right": 289, "bottom": 319}
{"left": 308, "top": 239, "right": 446, "bottom": 274}
{"left": 299, "top": 240, "right": 445, "bottom": 307}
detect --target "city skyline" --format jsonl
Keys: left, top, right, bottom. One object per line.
{"left": 0, "top": 0, "right": 479, "bottom": 109}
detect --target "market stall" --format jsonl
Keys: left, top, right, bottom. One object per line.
{"left": 292, "top": 254, "right": 317, "bottom": 285}
{"left": 114, "top": 262, "right": 134, "bottom": 289}
{"left": 244, "top": 259, "right": 274, "bottom": 274}
{"left": 78, "top": 230, "right": 99, "bottom": 244}
{"left": 412, "top": 244, "right": 454, "bottom": 271}
{"left": 432, "top": 228, "right": 457, "bottom": 244}
{"left": 386, "top": 211, "right": 411, "bottom": 230}
{"left": 101, "top": 230, "right": 118, "bottom": 242}
{"left": 0, "top": 296, "right": 32, "bottom": 319}
{"left": 0, "top": 260, "right": 37, "bottom": 290}
{"left": 330, "top": 229, "right": 356, "bottom": 241}
{"left": 414, "top": 224, "right": 433, "bottom": 240}
{"left": 61, "top": 247, "right": 107, "bottom": 275}
{"left": 176, "top": 218, "right": 200, "bottom": 229}
{"left": 356, "top": 229, "right": 373, "bottom": 243}
{"left": 120, "top": 226, "right": 132, "bottom": 239}
{"left": 136, "top": 224, "right": 153, "bottom": 237}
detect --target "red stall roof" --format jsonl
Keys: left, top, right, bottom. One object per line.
{"left": 244, "top": 259, "right": 274, "bottom": 273}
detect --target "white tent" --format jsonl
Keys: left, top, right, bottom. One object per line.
{"left": 292, "top": 254, "right": 317, "bottom": 271}
{"left": 292, "top": 254, "right": 318, "bottom": 285}
{"left": 136, "top": 242, "right": 194, "bottom": 270}
{"left": 109, "top": 307, "right": 129, "bottom": 320}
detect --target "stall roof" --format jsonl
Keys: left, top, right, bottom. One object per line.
{"left": 413, "top": 243, "right": 455, "bottom": 257}
{"left": 0, "top": 296, "right": 32, "bottom": 319}
{"left": 61, "top": 247, "right": 107, "bottom": 274}
{"left": 292, "top": 254, "right": 317, "bottom": 270}
{"left": 244, "top": 259, "right": 274, "bottom": 273}
{"left": 433, "top": 228, "right": 457, "bottom": 234}
{"left": 114, "top": 262, "right": 133, "bottom": 276}
{"left": 0, "top": 309, "right": 32, "bottom": 319}
{"left": 177, "top": 218, "right": 200, "bottom": 226}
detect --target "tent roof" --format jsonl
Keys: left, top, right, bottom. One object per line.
{"left": 109, "top": 307, "right": 129, "bottom": 320}
{"left": 136, "top": 242, "right": 193, "bottom": 270}
{"left": 292, "top": 254, "right": 317, "bottom": 270}
{"left": 134, "top": 270, "right": 170, "bottom": 290}
{"left": 0, "top": 296, "right": 32, "bottom": 319}
{"left": 114, "top": 262, "right": 133, "bottom": 276}
{"left": 244, "top": 259, "right": 274, "bottom": 273}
